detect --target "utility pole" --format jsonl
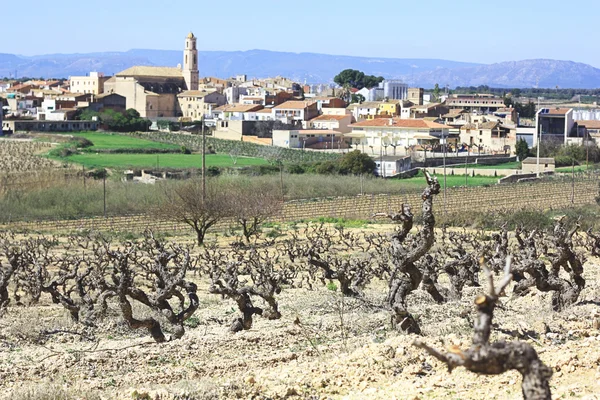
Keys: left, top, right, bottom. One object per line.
{"left": 201, "top": 115, "right": 206, "bottom": 201}
{"left": 103, "top": 171, "right": 107, "bottom": 219}
{"left": 442, "top": 130, "right": 447, "bottom": 215}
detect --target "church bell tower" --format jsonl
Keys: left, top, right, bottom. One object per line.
{"left": 183, "top": 32, "right": 199, "bottom": 91}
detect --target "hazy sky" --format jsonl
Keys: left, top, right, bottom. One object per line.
{"left": 4, "top": 0, "right": 600, "bottom": 67}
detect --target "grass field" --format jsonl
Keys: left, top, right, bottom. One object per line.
{"left": 392, "top": 174, "right": 498, "bottom": 188}
{"left": 64, "top": 153, "right": 268, "bottom": 169}
{"left": 450, "top": 161, "right": 522, "bottom": 169}
{"left": 68, "top": 132, "right": 180, "bottom": 150}
{"left": 556, "top": 164, "right": 600, "bottom": 173}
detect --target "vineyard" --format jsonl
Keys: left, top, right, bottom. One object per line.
{"left": 0, "top": 139, "right": 63, "bottom": 173}
{"left": 125, "top": 132, "right": 342, "bottom": 164}
{"left": 1, "top": 175, "right": 599, "bottom": 399}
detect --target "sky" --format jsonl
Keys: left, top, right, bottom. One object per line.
{"left": 4, "top": 0, "right": 600, "bottom": 67}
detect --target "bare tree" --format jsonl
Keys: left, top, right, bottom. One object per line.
{"left": 414, "top": 258, "right": 553, "bottom": 400}
{"left": 225, "top": 179, "right": 282, "bottom": 244}
{"left": 160, "top": 179, "right": 225, "bottom": 245}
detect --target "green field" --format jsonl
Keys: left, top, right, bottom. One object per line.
{"left": 450, "top": 161, "right": 522, "bottom": 169}
{"left": 555, "top": 164, "right": 599, "bottom": 173}
{"left": 69, "top": 132, "right": 180, "bottom": 150}
{"left": 393, "top": 174, "right": 498, "bottom": 188}
{"left": 64, "top": 153, "right": 268, "bottom": 169}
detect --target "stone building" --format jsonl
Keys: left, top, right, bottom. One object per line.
{"left": 104, "top": 33, "right": 200, "bottom": 119}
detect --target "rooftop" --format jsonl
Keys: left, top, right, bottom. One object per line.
{"left": 214, "top": 104, "right": 264, "bottom": 113}
{"left": 351, "top": 118, "right": 448, "bottom": 129}
{"left": 178, "top": 90, "right": 217, "bottom": 98}
{"left": 522, "top": 157, "right": 555, "bottom": 164}
{"left": 540, "top": 107, "right": 572, "bottom": 116}
{"left": 116, "top": 66, "right": 183, "bottom": 78}
{"left": 577, "top": 120, "right": 600, "bottom": 129}
{"left": 273, "top": 100, "right": 315, "bottom": 110}
{"left": 346, "top": 101, "right": 381, "bottom": 109}
{"left": 310, "top": 114, "right": 349, "bottom": 122}
{"left": 461, "top": 121, "right": 501, "bottom": 130}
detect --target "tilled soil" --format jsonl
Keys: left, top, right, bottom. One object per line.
{"left": 1, "top": 234, "right": 599, "bottom": 400}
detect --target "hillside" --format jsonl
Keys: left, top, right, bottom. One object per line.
{"left": 2, "top": 49, "right": 600, "bottom": 88}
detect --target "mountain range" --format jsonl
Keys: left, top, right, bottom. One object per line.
{"left": 2, "top": 49, "right": 600, "bottom": 89}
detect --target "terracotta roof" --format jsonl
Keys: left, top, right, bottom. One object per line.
{"left": 351, "top": 118, "right": 447, "bottom": 129}
{"left": 310, "top": 114, "right": 349, "bottom": 122}
{"left": 461, "top": 121, "right": 500, "bottom": 130}
{"left": 214, "top": 104, "right": 264, "bottom": 113}
{"left": 543, "top": 107, "right": 571, "bottom": 115}
{"left": 410, "top": 102, "right": 441, "bottom": 110}
{"left": 256, "top": 108, "right": 273, "bottom": 114}
{"left": 577, "top": 120, "right": 600, "bottom": 129}
{"left": 115, "top": 66, "right": 183, "bottom": 78}
{"left": 273, "top": 100, "right": 314, "bottom": 110}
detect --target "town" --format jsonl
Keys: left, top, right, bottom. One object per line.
{"left": 2, "top": 32, "right": 600, "bottom": 181}
{"left": 1, "top": 13, "right": 600, "bottom": 400}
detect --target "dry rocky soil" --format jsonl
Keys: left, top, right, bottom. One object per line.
{"left": 1, "top": 228, "right": 600, "bottom": 400}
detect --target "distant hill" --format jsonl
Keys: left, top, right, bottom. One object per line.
{"left": 408, "top": 59, "right": 600, "bottom": 89}
{"left": 2, "top": 49, "right": 600, "bottom": 89}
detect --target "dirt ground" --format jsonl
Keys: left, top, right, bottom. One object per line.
{"left": 1, "top": 227, "right": 600, "bottom": 400}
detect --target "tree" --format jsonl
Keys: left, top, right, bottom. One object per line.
{"left": 338, "top": 150, "right": 376, "bottom": 175}
{"left": 351, "top": 93, "right": 365, "bottom": 104}
{"left": 159, "top": 179, "right": 225, "bottom": 245}
{"left": 433, "top": 83, "right": 441, "bottom": 101}
{"left": 225, "top": 179, "right": 282, "bottom": 243}
{"left": 515, "top": 138, "right": 529, "bottom": 161}
{"left": 333, "top": 69, "right": 384, "bottom": 90}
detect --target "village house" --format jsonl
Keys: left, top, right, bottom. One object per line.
{"left": 534, "top": 107, "right": 577, "bottom": 146}
{"left": 346, "top": 101, "right": 381, "bottom": 121}
{"left": 346, "top": 118, "right": 449, "bottom": 151}
{"left": 272, "top": 100, "right": 319, "bottom": 122}
{"left": 446, "top": 94, "right": 505, "bottom": 113}
{"left": 459, "top": 120, "right": 516, "bottom": 153}
{"left": 272, "top": 129, "right": 343, "bottom": 149}
{"left": 69, "top": 72, "right": 109, "bottom": 95}
{"left": 177, "top": 90, "right": 226, "bottom": 121}
{"left": 303, "top": 113, "right": 353, "bottom": 133}
{"left": 213, "top": 104, "right": 264, "bottom": 121}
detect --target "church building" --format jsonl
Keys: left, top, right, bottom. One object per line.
{"left": 103, "top": 32, "right": 223, "bottom": 119}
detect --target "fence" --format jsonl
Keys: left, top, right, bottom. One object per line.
{"left": 1, "top": 174, "right": 597, "bottom": 234}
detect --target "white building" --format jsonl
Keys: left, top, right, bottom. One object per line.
{"left": 224, "top": 86, "right": 248, "bottom": 104}
{"left": 346, "top": 118, "right": 449, "bottom": 149}
{"left": 273, "top": 129, "right": 342, "bottom": 149}
{"left": 356, "top": 80, "right": 408, "bottom": 102}
{"left": 374, "top": 155, "right": 412, "bottom": 177}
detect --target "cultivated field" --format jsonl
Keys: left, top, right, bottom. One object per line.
{"left": 0, "top": 139, "right": 63, "bottom": 172}
{"left": 1, "top": 175, "right": 600, "bottom": 400}
{"left": 64, "top": 153, "right": 269, "bottom": 169}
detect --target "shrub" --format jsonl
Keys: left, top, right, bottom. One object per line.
{"left": 338, "top": 150, "right": 376, "bottom": 175}
{"left": 286, "top": 164, "right": 305, "bottom": 174}
{"left": 181, "top": 145, "right": 191, "bottom": 154}
{"left": 315, "top": 161, "right": 338, "bottom": 174}
{"left": 554, "top": 156, "right": 578, "bottom": 168}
